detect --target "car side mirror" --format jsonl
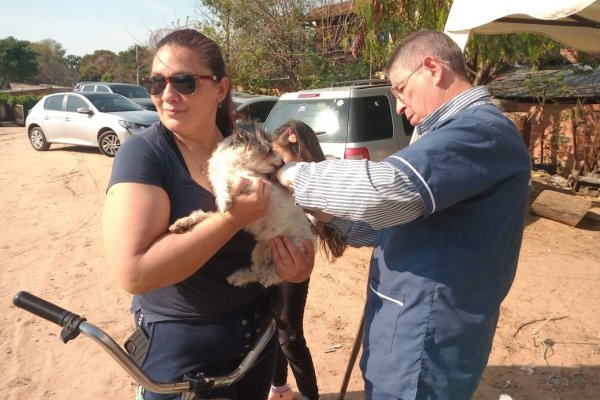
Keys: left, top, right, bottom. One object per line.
{"left": 77, "top": 107, "right": 93, "bottom": 115}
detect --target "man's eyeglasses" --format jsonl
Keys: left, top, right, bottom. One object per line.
{"left": 142, "top": 74, "right": 218, "bottom": 96}
{"left": 390, "top": 64, "right": 423, "bottom": 101}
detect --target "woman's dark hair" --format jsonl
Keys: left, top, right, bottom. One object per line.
{"left": 272, "top": 120, "right": 348, "bottom": 262}
{"left": 151, "top": 28, "right": 235, "bottom": 136}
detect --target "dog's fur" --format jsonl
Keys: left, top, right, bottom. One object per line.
{"left": 169, "top": 124, "right": 314, "bottom": 287}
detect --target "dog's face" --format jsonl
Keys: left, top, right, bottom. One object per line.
{"left": 227, "top": 124, "right": 283, "bottom": 174}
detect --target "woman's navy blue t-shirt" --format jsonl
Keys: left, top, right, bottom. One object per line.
{"left": 108, "top": 122, "right": 265, "bottom": 323}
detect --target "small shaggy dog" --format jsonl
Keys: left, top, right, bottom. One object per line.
{"left": 169, "top": 123, "right": 314, "bottom": 287}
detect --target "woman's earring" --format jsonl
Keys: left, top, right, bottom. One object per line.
{"left": 218, "top": 102, "right": 222, "bottom": 108}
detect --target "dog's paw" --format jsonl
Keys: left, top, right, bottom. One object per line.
{"left": 227, "top": 265, "right": 281, "bottom": 288}
{"left": 169, "top": 216, "right": 197, "bottom": 233}
{"left": 169, "top": 210, "right": 211, "bottom": 233}
{"left": 227, "top": 268, "right": 255, "bottom": 287}
{"left": 256, "top": 268, "right": 283, "bottom": 287}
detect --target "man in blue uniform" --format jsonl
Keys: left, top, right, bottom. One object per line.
{"left": 277, "top": 30, "right": 531, "bottom": 399}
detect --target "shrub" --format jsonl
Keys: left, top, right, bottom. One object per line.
{"left": 0, "top": 93, "right": 42, "bottom": 113}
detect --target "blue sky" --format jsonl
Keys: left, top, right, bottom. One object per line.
{"left": 1, "top": 0, "right": 199, "bottom": 57}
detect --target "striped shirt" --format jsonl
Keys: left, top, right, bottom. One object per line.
{"left": 292, "top": 86, "right": 493, "bottom": 247}
{"left": 412, "top": 85, "right": 492, "bottom": 141}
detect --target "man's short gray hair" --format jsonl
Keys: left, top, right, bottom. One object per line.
{"left": 387, "top": 30, "right": 468, "bottom": 79}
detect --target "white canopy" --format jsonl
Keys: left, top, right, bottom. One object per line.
{"left": 444, "top": 0, "right": 600, "bottom": 52}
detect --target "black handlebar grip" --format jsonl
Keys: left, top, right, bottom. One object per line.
{"left": 13, "top": 291, "right": 77, "bottom": 327}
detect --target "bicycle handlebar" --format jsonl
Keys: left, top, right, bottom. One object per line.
{"left": 13, "top": 291, "right": 276, "bottom": 397}
{"left": 14, "top": 291, "right": 78, "bottom": 327}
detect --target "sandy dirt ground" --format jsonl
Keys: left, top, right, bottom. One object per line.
{"left": 1, "top": 125, "right": 599, "bottom": 400}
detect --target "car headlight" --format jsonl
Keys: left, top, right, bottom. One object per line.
{"left": 119, "top": 120, "right": 150, "bottom": 130}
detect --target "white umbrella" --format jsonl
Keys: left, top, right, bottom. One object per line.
{"left": 444, "top": 0, "right": 600, "bottom": 52}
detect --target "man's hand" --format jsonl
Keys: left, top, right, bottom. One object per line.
{"left": 276, "top": 161, "right": 299, "bottom": 191}
{"left": 305, "top": 208, "right": 334, "bottom": 223}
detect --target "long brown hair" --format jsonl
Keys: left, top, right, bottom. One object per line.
{"left": 151, "top": 28, "right": 235, "bottom": 137}
{"left": 272, "top": 120, "right": 348, "bottom": 262}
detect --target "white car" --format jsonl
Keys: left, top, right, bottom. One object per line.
{"left": 26, "top": 92, "right": 159, "bottom": 157}
{"left": 263, "top": 80, "right": 414, "bottom": 161}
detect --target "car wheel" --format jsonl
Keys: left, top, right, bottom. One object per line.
{"left": 28, "top": 126, "right": 51, "bottom": 151}
{"left": 98, "top": 130, "right": 120, "bottom": 157}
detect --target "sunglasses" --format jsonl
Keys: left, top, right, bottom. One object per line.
{"left": 142, "top": 74, "right": 218, "bottom": 96}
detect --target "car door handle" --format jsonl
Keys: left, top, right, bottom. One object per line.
{"left": 64, "top": 118, "right": 71, "bottom": 122}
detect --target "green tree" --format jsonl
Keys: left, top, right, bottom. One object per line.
{"left": 78, "top": 50, "right": 118, "bottom": 81}
{"left": 351, "top": 0, "right": 569, "bottom": 86}
{"left": 466, "top": 33, "right": 562, "bottom": 85}
{"left": 193, "top": 0, "right": 579, "bottom": 91}
{"left": 30, "top": 39, "right": 75, "bottom": 86}
{"left": 195, "top": 0, "right": 236, "bottom": 63}
{"left": 78, "top": 64, "right": 102, "bottom": 81}
{"left": 116, "top": 45, "right": 152, "bottom": 84}
{"left": 350, "top": 0, "right": 450, "bottom": 76}
{"left": 66, "top": 54, "right": 82, "bottom": 71}
{"left": 196, "top": 0, "right": 325, "bottom": 91}
{"left": 0, "top": 36, "right": 39, "bottom": 88}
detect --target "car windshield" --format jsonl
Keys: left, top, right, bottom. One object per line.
{"left": 87, "top": 95, "right": 144, "bottom": 112}
{"left": 110, "top": 85, "right": 151, "bottom": 99}
{"left": 264, "top": 98, "right": 349, "bottom": 144}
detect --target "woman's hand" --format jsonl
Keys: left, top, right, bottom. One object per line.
{"left": 226, "top": 175, "right": 272, "bottom": 227}
{"left": 271, "top": 237, "right": 315, "bottom": 283}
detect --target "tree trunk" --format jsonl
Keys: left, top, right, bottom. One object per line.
{"left": 472, "top": 59, "right": 493, "bottom": 86}
{"left": 531, "top": 190, "right": 592, "bottom": 227}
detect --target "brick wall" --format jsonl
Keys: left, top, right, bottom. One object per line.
{"left": 502, "top": 101, "right": 600, "bottom": 174}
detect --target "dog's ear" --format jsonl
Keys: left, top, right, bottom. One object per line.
{"left": 254, "top": 124, "right": 271, "bottom": 144}
{"left": 233, "top": 122, "right": 271, "bottom": 153}
{"left": 229, "top": 125, "right": 249, "bottom": 148}
{"left": 237, "top": 121, "right": 270, "bottom": 142}
{"left": 237, "top": 121, "right": 255, "bottom": 135}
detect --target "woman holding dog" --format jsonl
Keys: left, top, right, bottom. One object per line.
{"left": 102, "top": 29, "right": 314, "bottom": 400}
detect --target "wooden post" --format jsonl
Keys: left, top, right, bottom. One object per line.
{"left": 338, "top": 307, "right": 365, "bottom": 400}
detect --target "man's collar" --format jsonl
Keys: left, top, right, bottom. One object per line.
{"left": 414, "top": 86, "right": 491, "bottom": 139}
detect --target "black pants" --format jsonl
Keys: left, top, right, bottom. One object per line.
{"left": 136, "top": 305, "right": 277, "bottom": 400}
{"left": 271, "top": 279, "right": 319, "bottom": 400}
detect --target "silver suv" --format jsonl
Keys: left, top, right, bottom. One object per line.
{"left": 263, "top": 80, "right": 413, "bottom": 161}
{"left": 231, "top": 91, "right": 278, "bottom": 126}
